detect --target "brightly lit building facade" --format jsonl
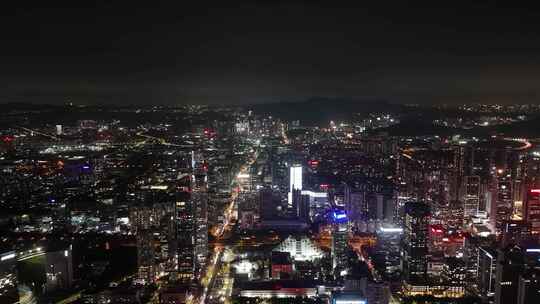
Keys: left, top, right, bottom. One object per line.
{"left": 525, "top": 188, "right": 540, "bottom": 234}
{"left": 288, "top": 165, "right": 303, "bottom": 204}
{"left": 495, "top": 169, "right": 513, "bottom": 234}
{"left": 273, "top": 235, "right": 324, "bottom": 261}
{"left": 463, "top": 175, "right": 481, "bottom": 220}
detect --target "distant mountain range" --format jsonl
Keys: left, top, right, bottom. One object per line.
{"left": 247, "top": 97, "right": 540, "bottom": 138}
{"left": 247, "top": 97, "right": 407, "bottom": 125}
{"left": 379, "top": 116, "right": 540, "bottom": 138}
{"left": 3, "top": 99, "right": 540, "bottom": 138}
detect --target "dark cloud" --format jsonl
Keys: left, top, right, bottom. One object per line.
{"left": 2, "top": 2, "right": 540, "bottom": 105}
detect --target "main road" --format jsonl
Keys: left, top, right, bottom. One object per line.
{"left": 199, "top": 147, "right": 258, "bottom": 304}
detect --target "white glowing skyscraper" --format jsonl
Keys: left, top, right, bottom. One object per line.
{"left": 288, "top": 165, "right": 303, "bottom": 204}
{"left": 290, "top": 165, "right": 303, "bottom": 192}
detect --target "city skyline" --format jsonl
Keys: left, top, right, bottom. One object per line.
{"left": 2, "top": 103, "right": 540, "bottom": 303}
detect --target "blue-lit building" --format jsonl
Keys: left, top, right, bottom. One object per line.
{"left": 331, "top": 291, "right": 367, "bottom": 304}
{"left": 332, "top": 209, "right": 349, "bottom": 278}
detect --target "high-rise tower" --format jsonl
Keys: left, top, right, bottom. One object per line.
{"left": 332, "top": 209, "right": 349, "bottom": 278}
{"left": 288, "top": 165, "right": 303, "bottom": 204}
{"left": 524, "top": 188, "right": 540, "bottom": 234}
{"left": 402, "top": 202, "right": 430, "bottom": 286}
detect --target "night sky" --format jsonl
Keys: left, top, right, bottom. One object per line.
{"left": 2, "top": 2, "right": 540, "bottom": 105}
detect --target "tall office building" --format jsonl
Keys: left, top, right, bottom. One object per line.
{"left": 344, "top": 183, "right": 364, "bottom": 229}
{"left": 182, "top": 150, "right": 209, "bottom": 277}
{"left": 524, "top": 188, "right": 540, "bottom": 234}
{"left": 513, "top": 178, "right": 525, "bottom": 218}
{"left": 290, "top": 165, "right": 302, "bottom": 191}
{"left": 495, "top": 170, "right": 513, "bottom": 233}
{"left": 191, "top": 172, "right": 208, "bottom": 276}
{"left": 288, "top": 165, "right": 302, "bottom": 204}
{"left": 517, "top": 268, "right": 540, "bottom": 304}
{"left": 451, "top": 145, "right": 473, "bottom": 202}
{"left": 344, "top": 181, "right": 395, "bottom": 230}
{"left": 176, "top": 199, "right": 195, "bottom": 282}
{"left": 292, "top": 189, "right": 310, "bottom": 222}
{"left": 477, "top": 247, "right": 497, "bottom": 301}
{"left": 136, "top": 231, "right": 156, "bottom": 284}
{"left": 494, "top": 245, "right": 540, "bottom": 304}
{"left": 332, "top": 209, "right": 349, "bottom": 278}
{"left": 463, "top": 175, "right": 480, "bottom": 219}
{"left": 193, "top": 193, "right": 208, "bottom": 274}
{"left": 501, "top": 220, "right": 532, "bottom": 247}
{"left": 402, "top": 202, "right": 430, "bottom": 286}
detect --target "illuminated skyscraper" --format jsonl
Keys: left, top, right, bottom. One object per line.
{"left": 288, "top": 165, "right": 303, "bottom": 204}
{"left": 402, "top": 202, "right": 430, "bottom": 286}
{"left": 292, "top": 189, "right": 310, "bottom": 222}
{"left": 501, "top": 220, "right": 532, "bottom": 247}
{"left": 290, "top": 165, "right": 302, "bottom": 191}
{"left": 344, "top": 183, "right": 364, "bottom": 229}
{"left": 451, "top": 145, "right": 473, "bottom": 201}
{"left": 331, "top": 209, "right": 349, "bottom": 277}
{"left": 477, "top": 247, "right": 497, "bottom": 301}
{"left": 524, "top": 188, "right": 540, "bottom": 234}
{"left": 191, "top": 151, "right": 208, "bottom": 276}
{"left": 192, "top": 187, "right": 208, "bottom": 274}
{"left": 495, "top": 169, "right": 513, "bottom": 233}
{"left": 463, "top": 175, "right": 480, "bottom": 219}
{"left": 176, "top": 200, "right": 195, "bottom": 282}
{"left": 173, "top": 152, "right": 207, "bottom": 282}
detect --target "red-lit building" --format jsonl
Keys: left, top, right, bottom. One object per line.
{"left": 271, "top": 252, "right": 294, "bottom": 279}
{"left": 525, "top": 189, "right": 540, "bottom": 234}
